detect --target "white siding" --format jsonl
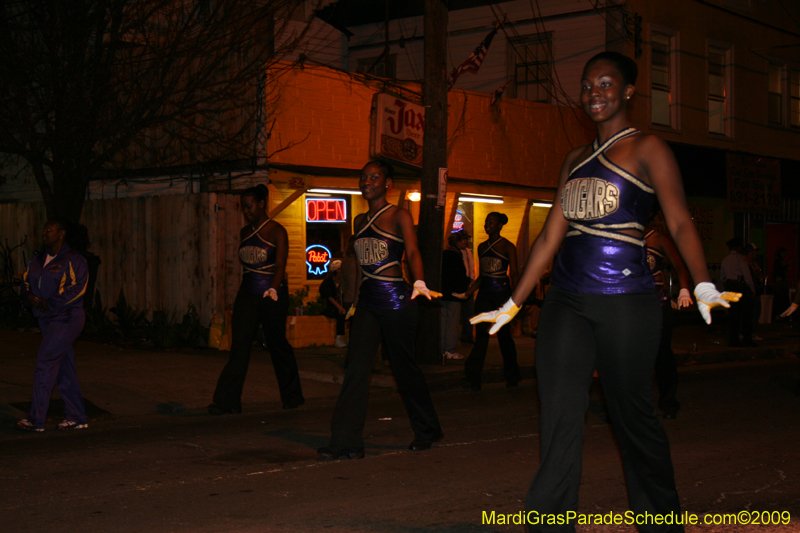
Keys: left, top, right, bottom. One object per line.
{"left": 344, "top": 0, "right": 608, "bottom": 104}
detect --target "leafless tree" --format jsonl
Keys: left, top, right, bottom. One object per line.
{"left": 0, "top": 0, "right": 311, "bottom": 222}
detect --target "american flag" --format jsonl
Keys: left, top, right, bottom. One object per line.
{"left": 490, "top": 78, "right": 513, "bottom": 106}
{"left": 448, "top": 24, "right": 500, "bottom": 90}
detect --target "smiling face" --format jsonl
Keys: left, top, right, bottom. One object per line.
{"left": 580, "top": 59, "right": 634, "bottom": 123}
{"left": 241, "top": 194, "right": 266, "bottom": 224}
{"left": 484, "top": 214, "right": 503, "bottom": 236}
{"left": 359, "top": 163, "right": 390, "bottom": 201}
{"left": 42, "top": 221, "right": 64, "bottom": 249}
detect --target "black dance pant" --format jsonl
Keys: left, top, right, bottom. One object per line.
{"left": 212, "top": 290, "right": 304, "bottom": 410}
{"left": 329, "top": 303, "right": 442, "bottom": 449}
{"left": 654, "top": 304, "right": 680, "bottom": 415}
{"left": 323, "top": 309, "right": 346, "bottom": 335}
{"left": 526, "top": 287, "right": 683, "bottom": 533}
{"left": 464, "top": 289, "right": 520, "bottom": 387}
{"left": 724, "top": 283, "right": 754, "bottom": 344}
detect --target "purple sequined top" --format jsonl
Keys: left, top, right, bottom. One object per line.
{"left": 238, "top": 220, "right": 286, "bottom": 296}
{"left": 353, "top": 204, "right": 413, "bottom": 311}
{"left": 479, "top": 237, "right": 511, "bottom": 294}
{"left": 551, "top": 128, "right": 656, "bottom": 295}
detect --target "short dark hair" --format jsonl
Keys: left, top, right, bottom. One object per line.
{"left": 49, "top": 218, "right": 90, "bottom": 253}
{"left": 584, "top": 51, "right": 638, "bottom": 86}
{"left": 726, "top": 237, "right": 743, "bottom": 250}
{"left": 242, "top": 183, "right": 269, "bottom": 203}
{"left": 363, "top": 159, "right": 394, "bottom": 180}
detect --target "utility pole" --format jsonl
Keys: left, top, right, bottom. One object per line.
{"left": 416, "top": 0, "right": 448, "bottom": 364}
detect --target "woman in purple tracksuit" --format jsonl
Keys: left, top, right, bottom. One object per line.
{"left": 17, "top": 219, "right": 89, "bottom": 432}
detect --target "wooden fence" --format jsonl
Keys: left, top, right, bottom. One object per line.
{"left": 0, "top": 193, "right": 255, "bottom": 325}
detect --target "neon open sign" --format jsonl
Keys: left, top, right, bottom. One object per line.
{"left": 306, "top": 244, "right": 332, "bottom": 275}
{"left": 306, "top": 198, "right": 347, "bottom": 223}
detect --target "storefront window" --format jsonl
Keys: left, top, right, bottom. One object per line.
{"left": 305, "top": 195, "right": 351, "bottom": 280}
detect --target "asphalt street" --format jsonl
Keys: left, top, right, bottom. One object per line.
{"left": 2, "top": 359, "right": 799, "bottom": 533}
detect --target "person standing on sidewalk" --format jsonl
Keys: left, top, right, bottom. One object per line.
{"left": 744, "top": 243, "right": 765, "bottom": 337}
{"left": 440, "top": 230, "right": 470, "bottom": 360}
{"left": 779, "top": 280, "right": 799, "bottom": 318}
{"left": 458, "top": 212, "right": 520, "bottom": 391}
{"left": 320, "top": 260, "right": 347, "bottom": 348}
{"left": 645, "top": 227, "right": 693, "bottom": 419}
{"left": 459, "top": 233, "right": 477, "bottom": 344}
{"left": 472, "top": 52, "right": 739, "bottom": 532}
{"left": 208, "top": 184, "right": 304, "bottom": 414}
{"left": 318, "top": 160, "right": 443, "bottom": 460}
{"left": 17, "top": 219, "right": 89, "bottom": 432}
{"left": 720, "top": 238, "right": 757, "bottom": 347}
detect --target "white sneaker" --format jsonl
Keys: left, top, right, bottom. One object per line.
{"left": 334, "top": 335, "right": 347, "bottom": 348}
{"left": 445, "top": 351, "right": 464, "bottom": 360}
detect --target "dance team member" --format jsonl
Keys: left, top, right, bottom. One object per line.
{"left": 458, "top": 212, "right": 520, "bottom": 390}
{"left": 17, "top": 219, "right": 89, "bottom": 432}
{"left": 318, "top": 160, "right": 443, "bottom": 460}
{"left": 473, "top": 52, "right": 739, "bottom": 531}
{"left": 209, "top": 184, "right": 304, "bottom": 414}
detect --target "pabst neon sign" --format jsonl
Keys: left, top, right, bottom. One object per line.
{"left": 452, "top": 210, "right": 465, "bottom": 232}
{"left": 305, "top": 244, "right": 332, "bottom": 275}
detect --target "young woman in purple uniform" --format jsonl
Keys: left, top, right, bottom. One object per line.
{"left": 473, "top": 52, "right": 739, "bottom": 532}
{"left": 209, "top": 184, "right": 304, "bottom": 414}
{"left": 318, "top": 160, "right": 443, "bottom": 460}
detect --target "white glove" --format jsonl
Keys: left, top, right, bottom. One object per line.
{"left": 470, "top": 297, "right": 521, "bottom": 335}
{"left": 345, "top": 305, "right": 356, "bottom": 320}
{"left": 781, "top": 303, "right": 798, "bottom": 318}
{"left": 451, "top": 292, "right": 468, "bottom": 300}
{"left": 694, "top": 282, "right": 740, "bottom": 325}
{"left": 411, "top": 280, "right": 442, "bottom": 300}
{"left": 263, "top": 288, "right": 278, "bottom": 301}
{"left": 678, "top": 288, "right": 693, "bottom": 308}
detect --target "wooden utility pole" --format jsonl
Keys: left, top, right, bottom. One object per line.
{"left": 416, "top": 0, "right": 448, "bottom": 364}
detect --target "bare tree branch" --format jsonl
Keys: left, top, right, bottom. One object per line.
{"left": 0, "top": 0, "right": 312, "bottom": 221}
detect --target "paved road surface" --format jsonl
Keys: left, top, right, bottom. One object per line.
{"left": 2, "top": 360, "right": 799, "bottom": 532}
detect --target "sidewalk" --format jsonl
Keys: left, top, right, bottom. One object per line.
{"left": 0, "top": 318, "right": 797, "bottom": 422}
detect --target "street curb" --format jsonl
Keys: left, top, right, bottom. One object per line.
{"left": 298, "top": 370, "right": 397, "bottom": 389}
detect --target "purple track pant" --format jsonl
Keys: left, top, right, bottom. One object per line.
{"left": 28, "top": 307, "right": 87, "bottom": 428}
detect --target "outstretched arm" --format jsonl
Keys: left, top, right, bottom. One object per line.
{"left": 642, "top": 137, "right": 710, "bottom": 286}
{"left": 642, "top": 136, "right": 737, "bottom": 322}
{"left": 470, "top": 148, "right": 578, "bottom": 335}
{"left": 509, "top": 149, "right": 578, "bottom": 305}
{"left": 398, "top": 208, "right": 441, "bottom": 299}
{"left": 507, "top": 241, "right": 520, "bottom": 290}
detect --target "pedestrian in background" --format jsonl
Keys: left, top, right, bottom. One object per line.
{"left": 473, "top": 51, "right": 739, "bottom": 531}
{"left": 208, "top": 184, "right": 304, "bottom": 414}
{"left": 744, "top": 243, "right": 764, "bottom": 338}
{"left": 772, "top": 247, "right": 792, "bottom": 319}
{"left": 645, "top": 226, "right": 693, "bottom": 419}
{"left": 17, "top": 219, "right": 90, "bottom": 432}
{"left": 721, "top": 238, "right": 756, "bottom": 347}
{"left": 780, "top": 280, "right": 799, "bottom": 318}
{"left": 320, "top": 259, "right": 347, "bottom": 348}
{"left": 440, "top": 230, "right": 470, "bottom": 361}
{"left": 459, "top": 232, "right": 476, "bottom": 344}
